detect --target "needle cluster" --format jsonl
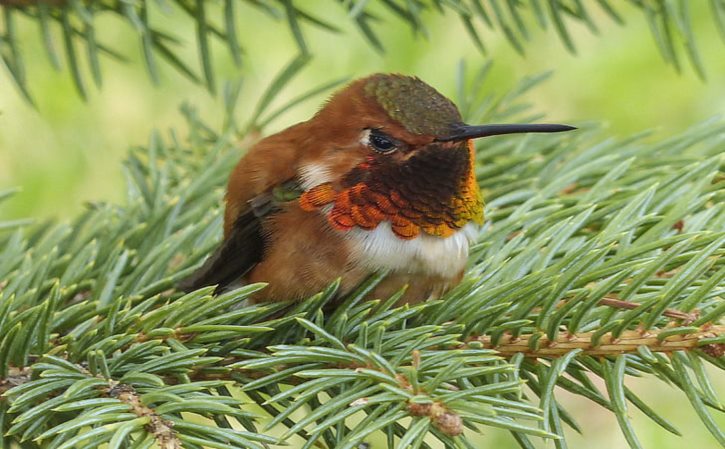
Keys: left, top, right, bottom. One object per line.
{"left": 0, "top": 64, "right": 723, "bottom": 449}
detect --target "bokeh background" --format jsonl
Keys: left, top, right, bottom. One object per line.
{"left": 0, "top": 1, "right": 723, "bottom": 448}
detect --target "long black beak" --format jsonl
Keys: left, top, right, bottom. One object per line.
{"left": 436, "top": 123, "right": 576, "bottom": 142}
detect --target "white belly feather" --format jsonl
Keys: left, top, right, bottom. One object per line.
{"left": 346, "top": 222, "right": 480, "bottom": 278}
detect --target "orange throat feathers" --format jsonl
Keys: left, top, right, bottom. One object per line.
{"left": 300, "top": 140, "right": 484, "bottom": 239}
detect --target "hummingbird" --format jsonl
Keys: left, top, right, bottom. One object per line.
{"left": 181, "top": 74, "right": 574, "bottom": 303}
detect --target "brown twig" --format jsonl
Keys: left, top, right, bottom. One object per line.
{"left": 468, "top": 325, "right": 724, "bottom": 358}
{"left": 109, "top": 383, "right": 182, "bottom": 449}
{"left": 0, "top": 367, "right": 31, "bottom": 397}
{"left": 597, "top": 296, "right": 698, "bottom": 323}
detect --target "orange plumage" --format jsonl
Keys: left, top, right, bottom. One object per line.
{"left": 181, "top": 74, "right": 574, "bottom": 303}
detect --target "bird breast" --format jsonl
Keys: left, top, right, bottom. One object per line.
{"left": 297, "top": 148, "right": 483, "bottom": 278}
{"left": 346, "top": 221, "right": 480, "bottom": 278}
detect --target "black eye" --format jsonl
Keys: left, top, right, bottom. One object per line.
{"left": 368, "top": 131, "right": 397, "bottom": 153}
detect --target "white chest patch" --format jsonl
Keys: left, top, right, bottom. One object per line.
{"left": 299, "top": 162, "right": 333, "bottom": 190}
{"left": 346, "top": 222, "right": 480, "bottom": 278}
{"left": 299, "top": 162, "right": 480, "bottom": 279}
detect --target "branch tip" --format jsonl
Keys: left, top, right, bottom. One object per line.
{"left": 408, "top": 402, "right": 463, "bottom": 436}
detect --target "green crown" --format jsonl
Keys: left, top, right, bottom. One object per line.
{"left": 363, "top": 74, "right": 462, "bottom": 136}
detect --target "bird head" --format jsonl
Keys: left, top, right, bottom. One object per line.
{"left": 296, "top": 74, "right": 575, "bottom": 239}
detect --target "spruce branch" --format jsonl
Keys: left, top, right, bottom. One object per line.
{"left": 1, "top": 1, "right": 723, "bottom": 101}
{"left": 470, "top": 325, "right": 724, "bottom": 358}
{"left": 108, "top": 384, "right": 181, "bottom": 449}
{"left": 0, "top": 65, "right": 723, "bottom": 448}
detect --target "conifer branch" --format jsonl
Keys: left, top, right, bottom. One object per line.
{"left": 1, "top": 1, "right": 723, "bottom": 101}
{"left": 470, "top": 325, "right": 725, "bottom": 358}
{"left": 108, "top": 384, "right": 181, "bottom": 449}
{"left": 0, "top": 65, "right": 723, "bottom": 448}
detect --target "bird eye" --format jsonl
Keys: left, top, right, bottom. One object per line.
{"left": 368, "top": 130, "right": 397, "bottom": 153}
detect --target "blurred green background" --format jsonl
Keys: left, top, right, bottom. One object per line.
{"left": 0, "top": 2, "right": 723, "bottom": 448}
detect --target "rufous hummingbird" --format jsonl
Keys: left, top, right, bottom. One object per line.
{"left": 181, "top": 74, "right": 574, "bottom": 303}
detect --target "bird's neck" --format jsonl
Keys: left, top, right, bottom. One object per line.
{"left": 300, "top": 141, "right": 484, "bottom": 240}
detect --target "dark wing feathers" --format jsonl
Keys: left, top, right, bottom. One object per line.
{"left": 178, "top": 207, "right": 265, "bottom": 293}
{"left": 178, "top": 180, "right": 302, "bottom": 293}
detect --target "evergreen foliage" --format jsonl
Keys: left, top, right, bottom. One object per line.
{"left": 2, "top": 0, "right": 725, "bottom": 102}
{"left": 0, "top": 61, "right": 723, "bottom": 448}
